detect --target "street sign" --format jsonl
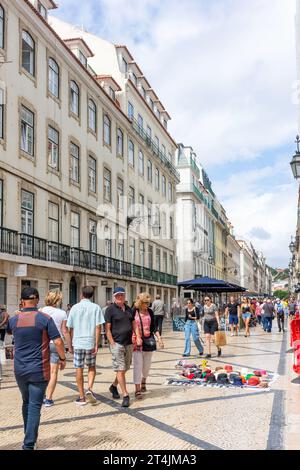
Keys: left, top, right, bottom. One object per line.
{"left": 14, "top": 264, "right": 27, "bottom": 277}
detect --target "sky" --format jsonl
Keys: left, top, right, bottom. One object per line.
{"left": 52, "top": 0, "right": 299, "bottom": 268}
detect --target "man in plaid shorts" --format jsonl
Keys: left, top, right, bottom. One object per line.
{"left": 67, "top": 286, "right": 105, "bottom": 405}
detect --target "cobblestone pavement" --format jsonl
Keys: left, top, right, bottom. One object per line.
{"left": 0, "top": 319, "right": 299, "bottom": 450}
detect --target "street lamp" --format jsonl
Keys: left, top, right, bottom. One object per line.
{"left": 208, "top": 255, "right": 214, "bottom": 265}
{"left": 289, "top": 239, "right": 296, "bottom": 254}
{"left": 290, "top": 135, "right": 300, "bottom": 179}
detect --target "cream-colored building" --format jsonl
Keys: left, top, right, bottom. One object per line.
{"left": 0, "top": 0, "right": 178, "bottom": 312}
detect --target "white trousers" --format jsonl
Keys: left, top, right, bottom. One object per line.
{"left": 133, "top": 351, "right": 153, "bottom": 384}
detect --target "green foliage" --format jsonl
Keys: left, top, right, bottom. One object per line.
{"left": 273, "top": 290, "right": 289, "bottom": 300}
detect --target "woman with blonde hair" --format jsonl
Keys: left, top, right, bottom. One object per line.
{"left": 40, "top": 290, "right": 72, "bottom": 407}
{"left": 132, "top": 292, "right": 164, "bottom": 399}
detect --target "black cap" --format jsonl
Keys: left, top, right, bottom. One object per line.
{"left": 21, "top": 287, "right": 39, "bottom": 300}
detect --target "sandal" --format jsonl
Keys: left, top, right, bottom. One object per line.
{"left": 135, "top": 391, "right": 143, "bottom": 399}
{"left": 141, "top": 382, "right": 147, "bottom": 392}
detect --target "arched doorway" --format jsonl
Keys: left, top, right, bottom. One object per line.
{"left": 69, "top": 276, "right": 77, "bottom": 306}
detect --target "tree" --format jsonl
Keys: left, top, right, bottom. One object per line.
{"left": 273, "top": 290, "right": 289, "bottom": 300}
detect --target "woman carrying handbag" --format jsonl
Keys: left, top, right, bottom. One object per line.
{"left": 182, "top": 299, "right": 204, "bottom": 357}
{"left": 132, "top": 293, "right": 164, "bottom": 400}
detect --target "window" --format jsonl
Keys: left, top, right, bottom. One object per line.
{"left": 168, "top": 182, "right": 173, "bottom": 202}
{"left": 22, "top": 31, "right": 35, "bottom": 76}
{"left": 0, "top": 278, "right": 6, "bottom": 306}
{"left": 131, "top": 72, "right": 137, "bottom": 86}
{"left": 147, "top": 160, "right": 152, "bottom": 183}
{"left": 149, "top": 97, "right": 154, "bottom": 110}
{"left": 122, "top": 57, "right": 128, "bottom": 73}
{"left": 70, "top": 80, "right": 79, "bottom": 116}
{"left": 163, "top": 252, "right": 168, "bottom": 273}
{"left": 88, "top": 156, "right": 96, "bottom": 193}
{"left": 70, "top": 211, "right": 80, "bottom": 248}
{"left": 109, "top": 87, "right": 115, "bottom": 101}
{"left": 161, "top": 144, "right": 166, "bottom": 156}
{"left": 117, "top": 177, "right": 124, "bottom": 210}
{"left": 105, "top": 237, "right": 112, "bottom": 257}
{"left": 21, "top": 106, "right": 34, "bottom": 156}
{"left": 138, "top": 114, "right": 143, "bottom": 130}
{"left": 164, "top": 119, "right": 168, "bottom": 129}
{"left": 89, "top": 220, "right": 97, "bottom": 253}
{"left": 0, "top": 179, "right": 3, "bottom": 226}
{"left": 48, "top": 58, "right": 59, "bottom": 98}
{"left": 138, "top": 150, "right": 144, "bottom": 176}
{"left": 155, "top": 168, "right": 160, "bottom": 191}
{"left": 141, "top": 86, "right": 146, "bottom": 99}
{"left": 0, "top": 6, "right": 4, "bottom": 49}
{"left": 38, "top": 2, "right": 47, "bottom": 20}
{"left": 128, "top": 101, "right": 134, "bottom": 120}
{"left": 129, "top": 238, "right": 135, "bottom": 263}
{"left": 48, "top": 125, "right": 59, "bottom": 170}
{"left": 148, "top": 245, "right": 153, "bottom": 270}
{"left": 140, "top": 241, "right": 145, "bottom": 267}
{"left": 128, "top": 186, "right": 135, "bottom": 208}
{"left": 162, "top": 175, "right": 166, "bottom": 197}
{"left": 117, "top": 128, "right": 124, "bottom": 157}
{"left": 118, "top": 239, "right": 124, "bottom": 259}
{"left": 79, "top": 50, "right": 87, "bottom": 68}
{"left": 70, "top": 142, "right": 79, "bottom": 183}
{"left": 48, "top": 202, "right": 59, "bottom": 242}
{"left": 156, "top": 248, "right": 161, "bottom": 271}
{"left": 146, "top": 125, "right": 152, "bottom": 140}
{"left": 170, "top": 216, "right": 174, "bottom": 239}
{"left": 21, "top": 190, "right": 34, "bottom": 255}
{"left": 147, "top": 200, "right": 152, "bottom": 225}
{"left": 103, "top": 114, "right": 111, "bottom": 146}
{"left": 88, "top": 99, "right": 97, "bottom": 133}
{"left": 0, "top": 88, "right": 4, "bottom": 140}
{"left": 162, "top": 212, "right": 167, "bottom": 238}
{"left": 154, "top": 136, "right": 159, "bottom": 153}
{"left": 104, "top": 168, "right": 111, "bottom": 202}
{"left": 128, "top": 139, "right": 134, "bottom": 166}
{"left": 157, "top": 109, "right": 161, "bottom": 120}
{"left": 139, "top": 193, "right": 144, "bottom": 207}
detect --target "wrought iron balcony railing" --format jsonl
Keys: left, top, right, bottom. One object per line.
{"left": 0, "top": 228, "right": 177, "bottom": 286}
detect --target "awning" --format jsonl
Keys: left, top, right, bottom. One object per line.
{"left": 177, "top": 277, "right": 246, "bottom": 293}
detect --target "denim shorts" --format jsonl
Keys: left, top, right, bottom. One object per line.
{"left": 50, "top": 343, "right": 59, "bottom": 364}
{"left": 229, "top": 315, "right": 239, "bottom": 325}
{"left": 73, "top": 349, "right": 96, "bottom": 369}
{"left": 242, "top": 313, "right": 251, "bottom": 320}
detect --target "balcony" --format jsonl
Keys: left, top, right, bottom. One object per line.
{"left": 0, "top": 228, "right": 177, "bottom": 286}
{"left": 177, "top": 156, "right": 200, "bottom": 178}
{"left": 130, "top": 117, "right": 180, "bottom": 183}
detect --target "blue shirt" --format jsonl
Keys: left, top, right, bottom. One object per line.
{"left": 7, "top": 308, "right": 60, "bottom": 382}
{"left": 66, "top": 299, "right": 105, "bottom": 350}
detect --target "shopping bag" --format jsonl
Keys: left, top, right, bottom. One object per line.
{"left": 214, "top": 330, "right": 227, "bottom": 347}
{"left": 0, "top": 347, "right": 6, "bottom": 365}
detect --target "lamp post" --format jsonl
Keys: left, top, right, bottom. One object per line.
{"left": 290, "top": 135, "right": 300, "bottom": 300}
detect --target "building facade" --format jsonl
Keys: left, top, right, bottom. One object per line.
{"left": 0, "top": 0, "right": 178, "bottom": 312}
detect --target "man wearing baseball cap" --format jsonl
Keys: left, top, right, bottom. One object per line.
{"left": 105, "top": 287, "right": 142, "bottom": 407}
{"left": 6, "top": 287, "right": 66, "bottom": 450}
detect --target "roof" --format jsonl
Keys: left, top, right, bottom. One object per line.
{"left": 95, "top": 75, "right": 122, "bottom": 91}
{"left": 64, "top": 38, "right": 94, "bottom": 58}
{"left": 115, "top": 44, "right": 134, "bottom": 61}
{"left": 177, "top": 277, "right": 246, "bottom": 292}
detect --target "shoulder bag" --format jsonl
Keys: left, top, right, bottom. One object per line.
{"left": 137, "top": 311, "right": 157, "bottom": 352}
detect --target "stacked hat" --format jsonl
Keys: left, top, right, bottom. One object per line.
{"left": 205, "top": 373, "right": 216, "bottom": 383}
{"left": 224, "top": 365, "right": 233, "bottom": 373}
{"left": 254, "top": 370, "right": 262, "bottom": 377}
{"left": 247, "top": 376, "right": 260, "bottom": 386}
{"left": 245, "top": 374, "right": 255, "bottom": 381}
{"left": 217, "top": 373, "right": 229, "bottom": 385}
{"left": 215, "top": 366, "right": 224, "bottom": 372}
{"left": 232, "top": 376, "right": 243, "bottom": 387}
{"left": 229, "top": 372, "right": 241, "bottom": 384}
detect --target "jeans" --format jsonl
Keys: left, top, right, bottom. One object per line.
{"left": 15, "top": 376, "right": 48, "bottom": 450}
{"left": 154, "top": 316, "right": 164, "bottom": 336}
{"left": 277, "top": 313, "right": 285, "bottom": 331}
{"left": 257, "top": 316, "right": 262, "bottom": 325}
{"left": 264, "top": 317, "right": 273, "bottom": 333}
{"left": 183, "top": 320, "right": 203, "bottom": 355}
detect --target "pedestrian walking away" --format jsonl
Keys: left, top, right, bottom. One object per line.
{"left": 241, "top": 297, "right": 251, "bottom": 337}
{"left": 225, "top": 296, "right": 241, "bottom": 337}
{"left": 0, "top": 305, "right": 9, "bottom": 345}
{"left": 6, "top": 287, "right": 66, "bottom": 450}
{"left": 132, "top": 292, "right": 164, "bottom": 399}
{"left": 182, "top": 298, "right": 204, "bottom": 357}
{"left": 275, "top": 298, "right": 285, "bottom": 333}
{"left": 105, "top": 287, "right": 142, "bottom": 408}
{"left": 151, "top": 295, "right": 166, "bottom": 336}
{"left": 40, "top": 290, "right": 73, "bottom": 407}
{"left": 203, "top": 296, "right": 221, "bottom": 358}
{"left": 67, "top": 286, "right": 105, "bottom": 406}
{"left": 262, "top": 298, "right": 275, "bottom": 333}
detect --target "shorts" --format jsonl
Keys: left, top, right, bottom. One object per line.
{"left": 242, "top": 313, "right": 251, "bottom": 320}
{"left": 50, "top": 343, "right": 59, "bottom": 364}
{"left": 110, "top": 343, "right": 133, "bottom": 372}
{"left": 229, "top": 315, "right": 239, "bottom": 325}
{"left": 73, "top": 349, "right": 96, "bottom": 369}
{"left": 204, "top": 320, "right": 218, "bottom": 335}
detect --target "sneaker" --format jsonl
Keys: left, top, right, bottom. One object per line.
{"left": 231, "top": 334, "right": 234, "bottom": 337}
{"left": 205, "top": 354, "right": 211, "bottom": 359}
{"left": 85, "top": 389, "right": 97, "bottom": 405}
{"left": 182, "top": 354, "right": 190, "bottom": 357}
{"left": 121, "top": 395, "right": 130, "bottom": 408}
{"left": 218, "top": 348, "right": 222, "bottom": 357}
{"left": 75, "top": 397, "right": 87, "bottom": 406}
{"left": 44, "top": 398, "right": 54, "bottom": 407}
{"left": 198, "top": 352, "right": 204, "bottom": 357}
{"left": 109, "top": 384, "right": 120, "bottom": 399}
